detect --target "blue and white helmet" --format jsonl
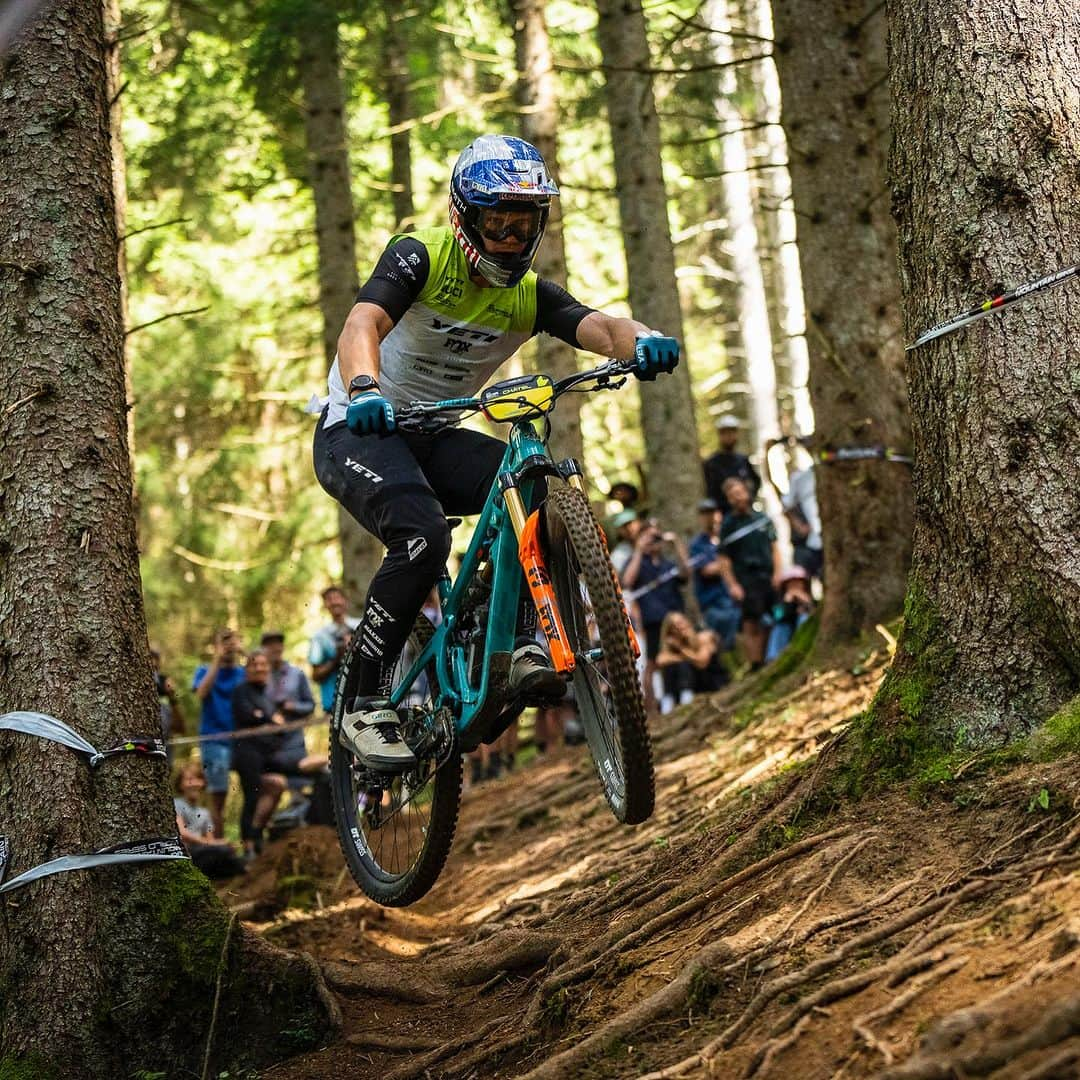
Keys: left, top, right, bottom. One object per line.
{"left": 449, "top": 134, "right": 560, "bottom": 288}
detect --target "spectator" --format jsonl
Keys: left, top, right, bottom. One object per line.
{"left": 192, "top": 628, "right": 245, "bottom": 838}
{"left": 765, "top": 566, "right": 815, "bottom": 662}
{"left": 655, "top": 611, "right": 727, "bottom": 710}
{"left": 704, "top": 416, "right": 761, "bottom": 513}
{"left": 262, "top": 629, "right": 316, "bottom": 772}
{"left": 719, "top": 478, "right": 782, "bottom": 671}
{"left": 621, "top": 519, "right": 690, "bottom": 713}
{"left": 782, "top": 460, "right": 823, "bottom": 585}
{"left": 607, "top": 479, "right": 640, "bottom": 511}
{"left": 151, "top": 646, "right": 184, "bottom": 765}
{"left": 173, "top": 763, "right": 246, "bottom": 879}
{"left": 609, "top": 508, "right": 643, "bottom": 577}
{"left": 688, "top": 499, "right": 742, "bottom": 652}
{"left": 231, "top": 649, "right": 325, "bottom": 857}
{"left": 309, "top": 586, "right": 360, "bottom": 714}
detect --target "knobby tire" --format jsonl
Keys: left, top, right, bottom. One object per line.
{"left": 544, "top": 485, "right": 655, "bottom": 824}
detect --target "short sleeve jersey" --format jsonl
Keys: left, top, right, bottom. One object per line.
{"left": 323, "top": 227, "right": 595, "bottom": 427}
{"left": 191, "top": 664, "right": 245, "bottom": 736}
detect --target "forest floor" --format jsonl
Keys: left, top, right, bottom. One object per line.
{"left": 224, "top": 642, "right": 1080, "bottom": 1080}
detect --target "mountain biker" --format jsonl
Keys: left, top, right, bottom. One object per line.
{"left": 312, "top": 133, "right": 679, "bottom": 771}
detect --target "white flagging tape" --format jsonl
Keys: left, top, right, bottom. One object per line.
{"left": 0, "top": 836, "right": 188, "bottom": 895}
{"left": 0, "top": 713, "right": 187, "bottom": 896}
{"left": 0, "top": 711, "right": 166, "bottom": 766}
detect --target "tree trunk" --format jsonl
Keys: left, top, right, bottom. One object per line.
{"left": 297, "top": 11, "right": 382, "bottom": 605}
{"left": 879, "top": 0, "right": 1080, "bottom": 744}
{"left": 769, "top": 0, "right": 913, "bottom": 646}
{"left": 0, "top": 3, "right": 336, "bottom": 1074}
{"left": 734, "top": 0, "right": 814, "bottom": 440}
{"left": 594, "top": 0, "right": 702, "bottom": 535}
{"left": 512, "top": 0, "right": 585, "bottom": 466}
{"left": 704, "top": 0, "right": 788, "bottom": 544}
{"left": 384, "top": 12, "right": 416, "bottom": 233}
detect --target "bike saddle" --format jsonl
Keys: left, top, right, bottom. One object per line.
{"left": 447, "top": 517, "right": 463, "bottom": 530}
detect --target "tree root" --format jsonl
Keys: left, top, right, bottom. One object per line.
{"left": 877, "top": 993, "right": 1080, "bottom": 1079}
{"left": 851, "top": 953, "right": 971, "bottom": 1065}
{"left": 344, "top": 1032, "right": 443, "bottom": 1051}
{"left": 518, "top": 936, "right": 736, "bottom": 1080}
{"left": 383, "top": 1016, "right": 509, "bottom": 1080}
{"left": 523, "top": 827, "right": 850, "bottom": 1027}
{"left": 1013, "top": 1041, "right": 1080, "bottom": 1080}
{"left": 321, "top": 960, "right": 442, "bottom": 1003}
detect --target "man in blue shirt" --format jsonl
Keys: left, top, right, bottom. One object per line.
{"left": 192, "top": 627, "right": 245, "bottom": 838}
{"left": 688, "top": 499, "right": 743, "bottom": 651}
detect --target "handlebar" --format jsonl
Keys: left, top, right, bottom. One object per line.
{"left": 394, "top": 358, "right": 638, "bottom": 434}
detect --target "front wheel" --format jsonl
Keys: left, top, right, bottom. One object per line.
{"left": 329, "top": 616, "right": 463, "bottom": 907}
{"left": 544, "top": 485, "right": 655, "bottom": 824}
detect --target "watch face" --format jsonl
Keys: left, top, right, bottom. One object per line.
{"left": 349, "top": 375, "right": 378, "bottom": 395}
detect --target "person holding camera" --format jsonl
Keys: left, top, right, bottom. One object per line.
{"left": 192, "top": 627, "right": 246, "bottom": 838}
{"left": 308, "top": 585, "right": 360, "bottom": 715}
{"left": 620, "top": 518, "right": 691, "bottom": 714}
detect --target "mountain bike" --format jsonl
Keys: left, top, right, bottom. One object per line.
{"left": 329, "top": 358, "right": 658, "bottom": 906}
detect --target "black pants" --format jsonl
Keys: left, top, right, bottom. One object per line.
{"left": 233, "top": 740, "right": 306, "bottom": 842}
{"left": 313, "top": 417, "right": 508, "bottom": 697}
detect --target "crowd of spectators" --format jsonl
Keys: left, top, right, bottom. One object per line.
{"left": 607, "top": 413, "right": 822, "bottom": 715}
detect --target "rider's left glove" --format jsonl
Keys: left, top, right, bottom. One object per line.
{"left": 346, "top": 391, "right": 396, "bottom": 436}
{"left": 632, "top": 333, "right": 680, "bottom": 381}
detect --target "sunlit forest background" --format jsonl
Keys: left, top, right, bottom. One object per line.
{"left": 122, "top": 0, "right": 811, "bottom": 690}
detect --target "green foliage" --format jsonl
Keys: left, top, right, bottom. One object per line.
{"left": 1027, "top": 787, "right": 1051, "bottom": 813}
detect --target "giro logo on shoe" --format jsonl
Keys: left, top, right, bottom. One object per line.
{"left": 344, "top": 457, "right": 383, "bottom": 483}
{"left": 406, "top": 537, "right": 428, "bottom": 561}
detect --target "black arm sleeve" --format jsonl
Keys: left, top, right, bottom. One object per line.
{"left": 354, "top": 237, "right": 431, "bottom": 323}
{"left": 533, "top": 278, "right": 596, "bottom": 347}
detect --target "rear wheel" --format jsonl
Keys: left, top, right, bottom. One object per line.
{"left": 544, "top": 485, "right": 654, "bottom": 824}
{"left": 330, "top": 616, "right": 462, "bottom": 906}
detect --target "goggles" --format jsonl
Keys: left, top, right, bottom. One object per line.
{"left": 476, "top": 205, "right": 543, "bottom": 244}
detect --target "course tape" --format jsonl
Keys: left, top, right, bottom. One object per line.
{"left": 0, "top": 835, "right": 187, "bottom": 895}
{"left": 0, "top": 711, "right": 166, "bottom": 767}
{"left": 168, "top": 714, "right": 328, "bottom": 747}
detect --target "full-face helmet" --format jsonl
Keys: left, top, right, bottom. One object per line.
{"left": 449, "top": 134, "right": 559, "bottom": 288}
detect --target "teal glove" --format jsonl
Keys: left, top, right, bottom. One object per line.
{"left": 633, "top": 334, "right": 680, "bottom": 381}
{"left": 346, "top": 391, "right": 396, "bottom": 436}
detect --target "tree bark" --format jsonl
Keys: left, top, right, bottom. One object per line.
{"left": 0, "top": 3, "right": 336, "bottom": 1074}
{"left": 770, "top": 0, "right": 914, "bottom": 645}
{"left": 297, "top": 10, "right": 382, "bottom": 605}
{"left": 880, "top": 0, "right": 1080, "bottom": 743}
{"left": 512, "top": 0, "right": 585, "bottom": 466}
{"left": 383, "top": 12, "right": 416, "bottom": 233}
{"left": 594, "top": 0, "right": 702, "bottom": 535}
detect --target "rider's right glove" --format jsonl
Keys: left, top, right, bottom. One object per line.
{"left": 632, "top": 334, "right": 680, "bottom": 381}
{"left": 346, "top": 391, "right": 396, "bottom": 436}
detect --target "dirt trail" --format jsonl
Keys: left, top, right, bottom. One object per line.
{"left": 234, "top": 648, "right": 1080, "bottom": 1079}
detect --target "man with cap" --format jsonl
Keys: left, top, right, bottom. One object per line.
{"left": 688, "top": 498, "right": 743, "bottom": 652}
{"left": 609, "top": 508, "right": 643, "bottom": 577}
{"left": 703, "top": 416, "right": 761, "bottom": 513}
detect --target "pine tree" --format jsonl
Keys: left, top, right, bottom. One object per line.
{"left": 875, "top": 0, "right": 1080, "bottom": 744}
{"left": 0, "top": 3, "right": 335, "bottom": 1072}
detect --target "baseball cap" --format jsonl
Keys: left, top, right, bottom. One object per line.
{"left": 697, "top": 498, "right": 719, "bottom": 512}
{"left": 611, "top": 509, "right": 639, "bottom": 529}
{"left": 715, "top": 416, "right": 741, "bottom": 430}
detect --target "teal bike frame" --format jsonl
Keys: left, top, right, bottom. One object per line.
{"left": 387, "top": 413, "right": 550, "bottom": 750}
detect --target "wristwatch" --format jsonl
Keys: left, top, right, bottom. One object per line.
{"left": 348, "top": 374, "right": 380, "bottom": 399}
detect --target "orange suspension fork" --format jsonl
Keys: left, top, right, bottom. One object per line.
{"left": 516, "top": 508, "right": 576, "bottom": 676}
